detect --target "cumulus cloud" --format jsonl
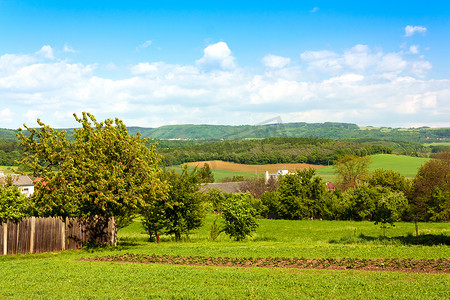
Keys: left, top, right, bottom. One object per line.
{"left": 404, "top": 25, "right": 427, "bottom": 37}
{"left": 196, "top": 42, "right": 236, "bottom": 70}
{"left": 262, "top": 54, "right": 291, "bottom": 68}
{"left": 0, "top": 43, "right": 448, "bottom": 129}
{"left": 36, "top": 45, "right": 54, "bottom": 59}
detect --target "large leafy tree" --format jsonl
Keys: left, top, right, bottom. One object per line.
{"left": 333, "top": 154, "right": 371, "bottom": 190}
{"left": 276, "top": 168, "right": 328, "bottom": 220}
{"left": 412, "top": 153, "right": 450, "bottom": 221}
{"left": 17, "top": 113, "right": 167, "bottom": 240}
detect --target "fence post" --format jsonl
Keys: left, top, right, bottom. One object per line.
{"left": 30, "top": 217, "right": 35, "bottom": 254}
{"left": 61, "top": 217, "right": 65, "bottom": 251}
{"left": 2, "top": 222, "right": 7, "bottom": 255}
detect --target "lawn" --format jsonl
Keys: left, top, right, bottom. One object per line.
{"left": 0, "top": 216, "right": 448, "bottom": 299}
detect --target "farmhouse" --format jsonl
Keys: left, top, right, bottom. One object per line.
{"left": 0, "top": 172, "right": 35, "bottom": 197}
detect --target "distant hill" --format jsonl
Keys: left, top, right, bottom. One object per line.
{"left": 131, "top": 122, "right": 449, "bottom": 144}
{"left": 2, "top": 122, "right": 449, "bottom": 143}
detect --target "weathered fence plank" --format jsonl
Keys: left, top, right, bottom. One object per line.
{"left": 0, "top": 217, "right": 116, "bottom": 255}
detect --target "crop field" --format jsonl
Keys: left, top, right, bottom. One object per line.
{"left": 185, "top": 161, "right": 324, "bottom": 173}
{"left": 182, "top": 161, "right": 324, "bottom": 182}
{"left": 0, "top": 216, "right": 449, "bottom": 299}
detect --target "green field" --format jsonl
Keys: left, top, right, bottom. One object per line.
{"left": 316, "top": 154, "right": 430, "bottom": 181}
{"left": 172, "top": 154, "right": 431, "bottom": 183}
{"left": 0, "top": 216, "right": 449, "bottom": 299}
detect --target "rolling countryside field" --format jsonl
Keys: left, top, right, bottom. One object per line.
{"left": 181, "top": 154, "right": 430, "bottom": 183}
{"left": 0, "top": 216, "right": 448, "bottom": 299}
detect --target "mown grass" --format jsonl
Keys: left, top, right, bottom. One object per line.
{"left": 1, "top": 216, "right": 448, "bottom": 299}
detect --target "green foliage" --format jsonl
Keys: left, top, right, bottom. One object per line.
{"left": 0, "top": 184, "right": 34, "bottom": 222}
{"left": 368, "top": 169, "right": 411, "bottom": 194}
{"left": 334, "top": 154, "right": 371, "bottom": 190}
{"left": 17, "top": 113, "right": 167, "bottom": 241}
{"left": 412, "top": 153, "right": 450, "bottom": 221}
{"left": 263, "top": 169, "right": 331, "bottom": 220}
{"left": 373, "top": 188, "right": 409, "bottom": 236}
{"left": 196, "top": 163, "right": 214, "bottom": 183}
{"left": 221, "top": 193, "right": 259, "bottom": 241}
{"left": 142, "top": 165, "right": 206, "bottom": 241}
{"left": 159, "top": 137, "right": 397, "bottom": 166}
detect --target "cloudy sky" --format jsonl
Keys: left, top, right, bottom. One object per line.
{"left": 1, "top": 1, "right": 449, "bottom": 129}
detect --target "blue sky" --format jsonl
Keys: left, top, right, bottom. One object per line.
{"left": 1, "top": 1, "right": 449, "bottom": 129}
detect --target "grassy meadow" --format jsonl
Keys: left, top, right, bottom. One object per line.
{"left": 1, "top": 216, "right": 449, "bottom": 299}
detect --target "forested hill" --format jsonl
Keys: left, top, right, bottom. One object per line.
{"left": 1, "top": 122, "right": 449, "bottom": 143}
{"left": 119, "top": 122, "right": 450, "bottom": 143}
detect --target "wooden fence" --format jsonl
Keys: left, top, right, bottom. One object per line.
{"left": 0, "top": 217, "right": 116, "bottom": 255}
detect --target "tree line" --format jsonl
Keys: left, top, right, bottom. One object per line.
{"left": 216, "top": 153, "right": 449, "bottom": 228}
{"left": 157, "top": 137, "right": 397, "bottom": 166}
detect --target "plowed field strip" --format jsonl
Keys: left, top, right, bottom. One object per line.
{"left": 185, "top": 161, "right": 324, "bottom": 173}
{"left": 81, "top": 254, "right": 450, "bottom": 274}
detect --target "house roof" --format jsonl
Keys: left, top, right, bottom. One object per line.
{"left": 200, "top": 182, "right": 245, "bottom": 194}
{"left": 0, "top": 174, "right": 34, "bottom": 186}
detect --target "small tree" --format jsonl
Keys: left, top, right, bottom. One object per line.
{"left": 145, "top": 165, "right": 206, "bottom": 241}
{"left": 197, "top": 163, "right": 215, "bottom": 183}
{"left": 373, "top": 188, "right": 408, "bottom": 236}
{"left": 221, "top": 193, "right": 258, "bottom": 241}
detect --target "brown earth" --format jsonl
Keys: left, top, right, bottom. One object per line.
{"left": 185, "top": 160, "right": 325, "bottom": 174}
{"left": 81, "top": 254, "right": 450, "bottom": 274}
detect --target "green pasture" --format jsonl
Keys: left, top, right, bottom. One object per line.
{"left": 424, "top": 142, "right": 450, "bottom": 146}
{"left": 1, "top": 216, "right": 449, "bottom": 299}
{"left": 316, "top": 154, "right": 430, "bottom": 181}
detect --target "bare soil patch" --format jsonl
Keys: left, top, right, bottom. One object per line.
{"left": 81, "top": 254, "right": 450, "bottom": 274}
{"left": 185, "top": 160, "right": 325, "bottom": 174}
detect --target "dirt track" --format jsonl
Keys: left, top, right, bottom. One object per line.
{"left": 185, "top": 160, "right": 324, "bottom": 174}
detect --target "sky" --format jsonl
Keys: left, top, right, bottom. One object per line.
{"left": 0, "top": 0, "right": 449, "bottom": 129}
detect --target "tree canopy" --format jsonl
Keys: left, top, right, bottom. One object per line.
{"left": 17, "top": 113, "right": 168, "bottom": 222}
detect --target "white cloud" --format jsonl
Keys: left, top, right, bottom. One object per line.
{"left": 310, "top": 7, "right": 319, "bottom": 13}
{"left": 409, "top": 45, "right": 419, "bottom": 54}
{"left": 24, "top": 110, "right": 42, "bottom": 123}
{"left": 262, "top": 54, "right": 291, "bottom": 68}
{"left": 63, "top": 44, "right": 77, "bottom": 53}
{"left": 36, "top": 45, "right": 54, "bottom": 60}
{"left": 137, "top": 40, "right": 152, "bottom": 50}
{"left": 0, "top": 108, "right": 13, "bottom": 124}
{"left": 404, "top": 25, "right": 427, "bottom": 37}
{"left": 196, "top": 42, "right": 236, "bottom": 70}
{"left": 0, "top": 43, "right": 448, "bottom": 129}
